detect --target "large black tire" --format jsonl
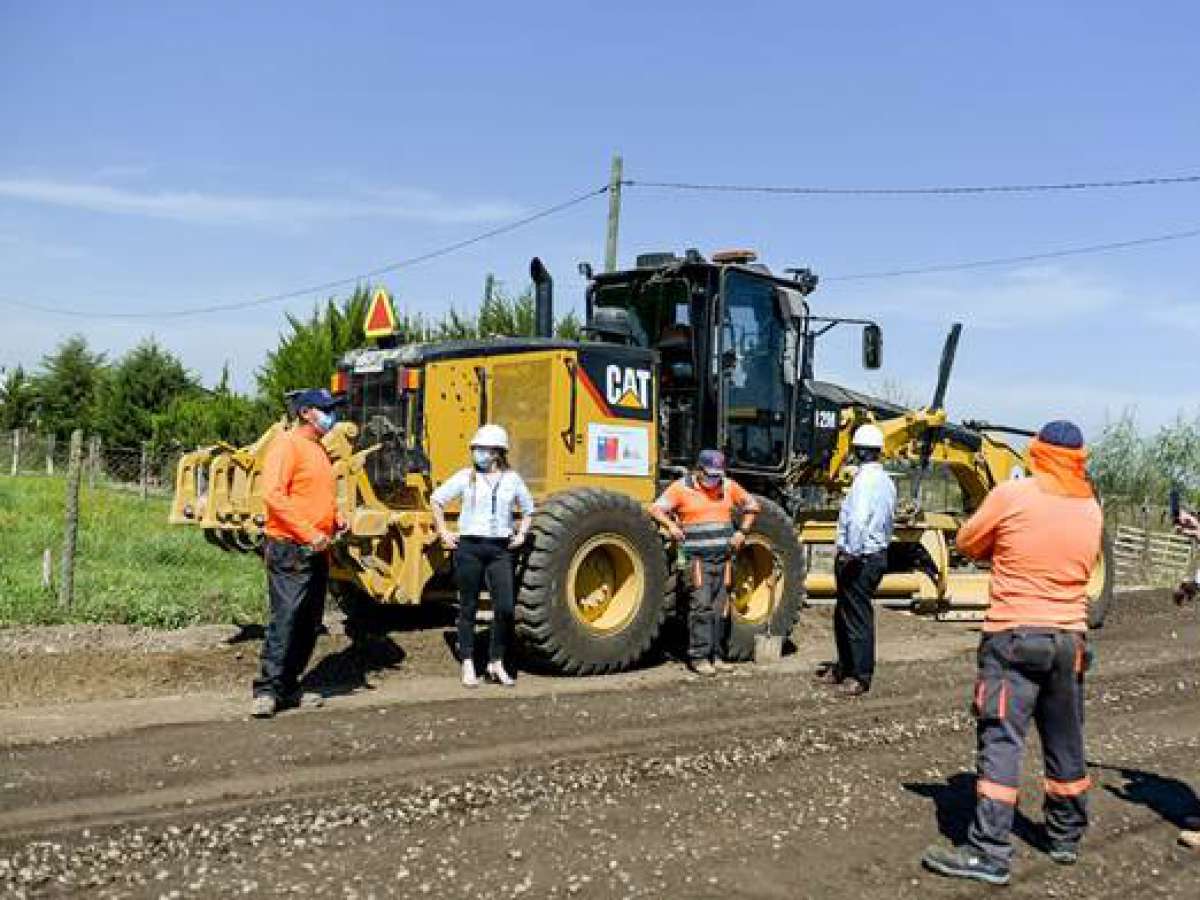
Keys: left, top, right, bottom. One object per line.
{"left": 725, "top": 497, "right": 807, "bottom": 661}
{"left": 1086, "top": 528, "right": 1116, "bottom": 629}
{"left": 516, "top": 488, "right": 668, "bottom": 676}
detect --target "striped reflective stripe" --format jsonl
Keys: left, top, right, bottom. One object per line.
{"left": 1045, "top": 776, "right": 1091, "bottom": 798}
{"left": 977, "top": 779, "right": 1019, "bottom": 804}
{"left": 683, "top": 523, "right": 734, "bottom": 551}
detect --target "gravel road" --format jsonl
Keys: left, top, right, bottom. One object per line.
{"left": 2, "top": 590, "right": 1198, "bottom": 898}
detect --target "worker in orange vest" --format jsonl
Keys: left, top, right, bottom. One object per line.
{"left": 922, "top": 420, "right": 1102, "bottom": 885}
{"left": 252, "top": 388, "right": 344, "bottom": 719}
{"left": 650, "top": 449, "right": 760, "bottom": 676}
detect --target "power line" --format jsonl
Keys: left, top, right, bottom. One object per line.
{"left": 825, "top": 225, "right": 1200, "bottom": 281}
{"left": 0, "top": 185, "right": 609, "bottom": 320}
{"left": 625, "top": 172, "right": 1200, "bottom": 196}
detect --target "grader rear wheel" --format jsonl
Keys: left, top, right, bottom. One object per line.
{"left": 1086, "top": 528, "right": 1116, "bottom": 629}
{"left": 724, "top": 497, "right": 806, "bottom": 661}
{"left": 516, "top": 488, "right": 667, "bottom": 675}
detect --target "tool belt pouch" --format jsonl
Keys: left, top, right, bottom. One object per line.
{"left": 1010, "top": 633, "right": 1056, "bottom": 676}
{"left": 972, "top": 677, "right": 1009, "bottom": 721}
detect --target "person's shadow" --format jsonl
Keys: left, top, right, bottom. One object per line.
{"left": 1096, "top": 763, "right": 1200, "bottom": 828}
{"left": 905, "top": 773, "right": 1042, "bottom": 849}
{"left": 301, "top": 633, "right": 406, "bottom": 699}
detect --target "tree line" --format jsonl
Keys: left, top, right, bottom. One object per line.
{"left": 0, "top": 282, "right": 579, "bottom": 452}
{"left": 3, "top": 278, "right": 1189, "bottom": 503}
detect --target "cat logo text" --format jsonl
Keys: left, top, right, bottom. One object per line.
{"left": 605, "top": 366, "right": 652, "bottom": 411}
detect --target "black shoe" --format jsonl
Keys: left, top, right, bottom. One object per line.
{"left": 922, "top": 844, "right": 1010, "bottom": 886}
{"left": 1047, "top": 843, "right": 1078, "bottom": 865}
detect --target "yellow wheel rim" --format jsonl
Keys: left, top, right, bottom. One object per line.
{"left": 566, "top": 534, "right": 644, "bottom": 634}
{"left": 1086, "top": 550, "right": 1106, "bottom": 601}
{"left": 730, "top": 537, "right": 782, "bottom": 624}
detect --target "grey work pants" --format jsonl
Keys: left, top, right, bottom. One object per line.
{"left": 968, "top": 629, "right": 1090, "bottom": 864}
{"left": 687, "top": 556, "right": 730, "bottom": 661}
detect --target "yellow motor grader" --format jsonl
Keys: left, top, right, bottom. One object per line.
{"left": 171, "top": 249, "right": 1112, "bottom": 675}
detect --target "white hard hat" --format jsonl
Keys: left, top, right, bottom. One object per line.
{"left": 851, "top": 423, "right": 885, "bottom": 450}
{"left": 470, "top": 423, "right": 509, "bottom": 450}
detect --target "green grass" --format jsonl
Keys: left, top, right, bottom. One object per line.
{"left": 0, "top": 476, "right": 264, "bottom": 628}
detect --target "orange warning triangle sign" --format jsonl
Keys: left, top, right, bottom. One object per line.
{"left": 364, "top": 287, "right": 397, "bottom": 338}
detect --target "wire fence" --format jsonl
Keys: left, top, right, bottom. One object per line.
{"left": 0, "top": 430, "right": 261, "bottom": 627}
{"left": 0, "top": 428, "right": 183, "bottom": 496}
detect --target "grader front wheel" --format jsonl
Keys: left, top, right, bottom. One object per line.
{"left": 724, "top": 497, "right": 807, "bottom": 661}
{"left": 516, "top": 489, "right": 668, "bottom": 675}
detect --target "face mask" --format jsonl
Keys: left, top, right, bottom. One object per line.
{"left": 310, "top": 410, "right": 336, "bottom": 434}
{"left": 472, "top": 448, "right": 495, "bottom": 470}
{"left": 699, "top": 473, "right": 723, "bottom": 490}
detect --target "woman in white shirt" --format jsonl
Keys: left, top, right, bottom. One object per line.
{"left": 431, "top": 424, "right": 535, "bottom": 687}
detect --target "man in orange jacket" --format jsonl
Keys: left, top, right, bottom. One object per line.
{"left": 922, "top": 420, "right": 1102, "bottom": 885}
{"left": 252, "top": 388, "right": 343, "bottom": 719}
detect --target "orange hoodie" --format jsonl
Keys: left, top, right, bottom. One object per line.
{"left": 957, "top": 456, "right": 1102, "bottom": 633}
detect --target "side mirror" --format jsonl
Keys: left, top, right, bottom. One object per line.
{"left": 862, "top": 324, "right": 883, "bottom": 370}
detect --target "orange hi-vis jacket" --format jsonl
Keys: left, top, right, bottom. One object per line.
{"left": 956, "top": 478, "right": 1102, "bottom": 633}
{"left": 653, "top": 476, "right": 760, "bottom": 560}
{"left": 263, "top": 429, "right": 337, "bottom": 546}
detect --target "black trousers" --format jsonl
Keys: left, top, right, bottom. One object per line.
{"left": 455, "top": 537, "right": 515, "bottom": 664}
{"left": 968, "top": 629, "right": 1089, "bottom": 865}
{"left": 254, "top": 539, "right": 328, "bottom": 699}
{"left": 833, "top": 551, "right": 887, "bottom": 688}
{"left": 687, "top": 555, "right": 730, "bottom": 661}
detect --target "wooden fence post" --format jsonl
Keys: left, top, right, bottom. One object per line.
{"left": 46, "top": 433, "right": 55, "bottom": 476}
{"left": 9, "top": 429, "right": 17, "bottom": 476}
{"left": 59, "top": 430, "right": 83, "bottom": 610}
{"left": 41, "top": 548, "right": 52, "bottom": 590}
{"left": 87, "top": 435, "right": 100, "bottom": 489}
{"left": 140, "top": 442, "right": 150, "bottom": 500}
{"left": 1140, "top": 504, "right": 1152, "bottom": 585}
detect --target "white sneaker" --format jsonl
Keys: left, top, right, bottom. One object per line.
{"left": 487, "top": 660, "right": 516, "bottom": 687}
{"left": 462, "top": 660, "right": 480, "bottom": 688}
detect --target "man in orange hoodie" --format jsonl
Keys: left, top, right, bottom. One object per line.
{"left": 252, "top": 388, "right": 343, "bottom": 719}
{"left": 922, "top": 421, "right": 1102, "bottom": 886}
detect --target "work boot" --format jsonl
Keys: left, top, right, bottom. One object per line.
{"left": 921, "top": 844, "right": 1010, "bottom": 886}
{"left": 712, "top": 658, "right": 735, "bottom": 673}
{"left": 251, "top": 694, "right": 277, "bottom": 719}
{"left": 813, "top": 663, "right": 843, "bottom": 686}
{"left": 1047, "top": 843, "right": 1079, "bottom": 865}
{"left": 689, "top": 659, "right": 717, "bottom": 677}
{"left": 280, "top": 689, "right": 324, "bottom": 710}
{"left": 487, "top": 660, "right": 516, "bottom": 687}
{"left": 1178, "top": 829, "right": 1200, "bottom": 850}
{"left": 837, "top": 677, "right": 868, "bottom": 698}
{"left": 462, "top": 660, "right": 480, "bottom": 688}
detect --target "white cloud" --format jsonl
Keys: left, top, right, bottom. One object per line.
{"left": 826, "top": 265, "right": 1117, "bottom": 329}
{"left": 0, "top": 177, "right": 523, "bottom": 228}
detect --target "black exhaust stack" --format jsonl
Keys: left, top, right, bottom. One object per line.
{"left": 530, "top": 257, "right": 553, "bottom": 338}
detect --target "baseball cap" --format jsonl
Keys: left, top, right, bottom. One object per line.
{"left": 697, "top": 448, "right": 726, "bottom": 475}
{"left": 292, "top": 388, "right": 344, "bottom": 411}
{"left": 1037, "top": 420, "right": 1084, "bottom": 449}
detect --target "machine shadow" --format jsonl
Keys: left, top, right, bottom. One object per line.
{"left": 904, "top": 772, "right": 1041, "bottom": 849}
{"left": 1095, "top": 763, "right": 1200, "bottom": 828}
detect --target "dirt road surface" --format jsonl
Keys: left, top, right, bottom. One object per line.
{"left": 2, "top": 591, "right": 1199, "bottom": 898}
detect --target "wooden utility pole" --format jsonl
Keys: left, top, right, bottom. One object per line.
{"left": 59, "top": 430, "right": 83, "bottom": 610}
{"left": 45, "top": 433, "right": 55, "bottom": 475}
{"left": 604, "top": 153, "right": 624, "bottom": 272}
{"left": 483, "top": 272, "right": 495, "bottom": 305}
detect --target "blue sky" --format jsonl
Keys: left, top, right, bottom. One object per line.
{"left": 1, "top": 0, "right": 1197, "bottom": 437}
